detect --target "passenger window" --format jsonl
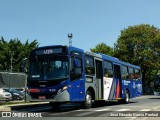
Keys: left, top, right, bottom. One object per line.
{"left": 134, "top": 69, "right": 141, "bottom": 80}
{"left": 85, "top": 55, "right": 95, "bottom": 75}
{"left": 104, "top": 61, "right": 113, "bottom": 77}
{"left": 121, "top": 65, "right": 129, "bottom": 80}
{"left": 128, "top": 67, "right": 134, "bottom": 79}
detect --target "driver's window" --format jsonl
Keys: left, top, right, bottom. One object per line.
{"left": 70, "top": 51, "right": 82, "bottom": 81}
{"left": 73, "top": 58, "right": 82, "bottom": 74}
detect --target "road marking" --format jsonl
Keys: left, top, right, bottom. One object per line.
{"left": 76, "top": 108, "right": 111, "bottom": 112}
{"left": 116, "top": 109, "right": 130, "bottom": 111}
{"left": 109, "top": 106, "right": 141, "bottom": 108}
{"left": 94, "top": 108, "right": 111, "bottom": 111}
{"left": 152, "top": 106, "right": 160, "bottom": 110}
{"left": 76, "top": 109, "right": 92, "bottom": 111}
{"left": 75, "top": 111, "right": 96, "bottom": 116}
{"left": 140, "top": 109, "right": 151, "bottom": 111}
{"left": 76, "top": 109, "right": 84, "bottom": 111}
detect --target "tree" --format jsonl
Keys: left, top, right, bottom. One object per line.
{"left": 0, "top": 37, "right": 39, "bottom": 72}
{"left": 114, "top": 24, "right": 160, "bottom": 93}
{"left": 90, "top": 42, "right": 114, "bottom": 56}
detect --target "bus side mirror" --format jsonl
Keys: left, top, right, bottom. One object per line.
{"left": 21, "top": 58, "right": 28, "bottom": 73}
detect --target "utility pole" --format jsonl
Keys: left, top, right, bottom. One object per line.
{"left": 9, "top": 51, "right": 13, "bottom": 72}
{"left": 68, "top": 33, "right": 73, "bottom": 46}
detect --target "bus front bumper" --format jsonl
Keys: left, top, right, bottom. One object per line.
{"left": 27, "top": 90, "right": 70, "bottom": 102}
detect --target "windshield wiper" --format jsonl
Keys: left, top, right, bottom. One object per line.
{"left": 49, "top": 76, "right": 69, "bottom": 80}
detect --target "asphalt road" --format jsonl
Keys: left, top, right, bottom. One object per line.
{"left": 1, "top": 95, "right": 160, "bottom": 120}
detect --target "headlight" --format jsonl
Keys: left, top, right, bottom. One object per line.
{"left": 62, "top": 86, "right": 68, "bottom": 91}
{"left": 57, "top": 86, "right": 68, "bottom": 94}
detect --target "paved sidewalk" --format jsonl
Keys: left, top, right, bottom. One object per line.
{"left": 0, "top": 105, "right": 11, "bottom": 111}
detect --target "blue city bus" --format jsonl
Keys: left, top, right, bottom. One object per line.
{"left": 23, "top": 45, "right": 142, "bottom": 109}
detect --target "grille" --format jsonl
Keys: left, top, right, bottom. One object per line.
{"left": 28, "top": 80, "right": 61, "bottom": 87}
{"left": 30, "top": 92, "right": 56, "bottom": 99}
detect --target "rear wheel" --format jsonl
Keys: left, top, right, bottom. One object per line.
{"left": 82, "top": 91, "right": 92, "bottom": 109}
{"left": 118, "top": 90, "right": 129, "bottom": 104}
{"left": 124, "top": 90, "right": 129, "bottom": 103}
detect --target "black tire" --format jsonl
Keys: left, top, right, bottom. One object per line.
{"left": 82, "top": 91, "right": 92, "bottom": 109}
{"left": 49, "top": 102, "right": 61, "bottom": 110}
{"left": 118, "top": 90, "right": 129, "bottom": 104}
{"left": 124, "top": 90, "right": 129, "bottom": 104}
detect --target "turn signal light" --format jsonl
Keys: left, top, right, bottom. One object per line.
{"left": 29, "top": 89, "right": 40, "bottom": 93}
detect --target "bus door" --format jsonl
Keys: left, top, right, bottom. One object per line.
{"left": 113, "top": 64, "right": 122, "bottom": 99}
{"left": 70, "top": 51, "right": 85, "bottom": 101}
{"left": 95, "top": 59, "right": 103, "bottom": 99}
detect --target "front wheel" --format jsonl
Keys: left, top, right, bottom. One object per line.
{"left": 82, "top": 91, "right": 92, "bottom": 109}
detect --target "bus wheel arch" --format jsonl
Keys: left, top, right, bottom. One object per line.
{"left": 124, "top": 89, "right": 130, "bottom": 104}
{"left": 87, "top": 87, "right": 95, "bottom": 101}
{"left": 118, "top": 88, "right": 130, "bottom": 104}
{"left": 82, "top": 87, "right": 95, "bottom": 109}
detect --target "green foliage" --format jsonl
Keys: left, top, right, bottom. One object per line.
{"left": 114, "top": 24, "right": 160, "bottom": 88}
{"left": 90, "top": 42, "right": 114, "bottom": 56}
{"left": 0, "top": 37, "right": 39, "bottom": 72}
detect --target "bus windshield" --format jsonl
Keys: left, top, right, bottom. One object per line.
{"left": 29, "top": 55, "right": 69, "bottom": 80}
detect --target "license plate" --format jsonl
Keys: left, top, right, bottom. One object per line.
{"left": 39, "top": 96, "right": 46, "bottom": 100}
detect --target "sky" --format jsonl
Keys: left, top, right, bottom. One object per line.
{"left": 0, "top": 0, "right": 160, "bottom": 51}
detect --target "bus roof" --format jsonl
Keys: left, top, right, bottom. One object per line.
{"left": 98, "top": 53, "right": 140, "bottom": 69}
{"left": 100, "top": 53, "right": 120, "bottom": 63}
{"left": 68, "top": 46, "right": 84, "bottom": 53}
{"left": 121, "top": 61, "right": 140, "bottom": 69}
{"left": 85, "top": 52, "right": 102, "bottom": 58}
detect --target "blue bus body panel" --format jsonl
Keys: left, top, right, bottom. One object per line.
{"left": 122, "top": 79, "right": 134, "bottom": 98}
{"left": 135, "top": 80, "right": 143, "bottom": 96}
{"left": 121, "top": 62, "right": 142, "bottom": 99}
{"left": 69, "top": 79, "right": 85, "bottom": 102}
{"left": 68, "top": 46, "right": 86, "bottom": 102}
{"left": 121, "top": 79, "right": 142, "bottom": 98}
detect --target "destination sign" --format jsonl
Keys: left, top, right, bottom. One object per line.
{"left": 35, "top": 48, "right": 63, "bottom": 55}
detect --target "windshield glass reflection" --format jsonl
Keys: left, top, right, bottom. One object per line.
{"left": 29, "top": 56, "right": 69, "bottom": 80}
